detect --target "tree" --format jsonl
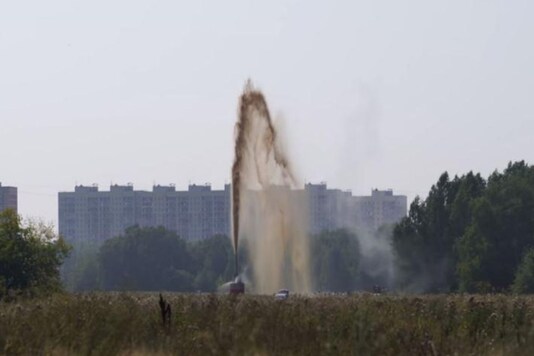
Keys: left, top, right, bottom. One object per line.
{"left": 0, "top": 209, "right": 70, "bottom": 297}
{"left": 394, "top": 161, "right": 534, "bottom": 293}
{"left": 312, "top": 229, "right": 361, "bottom": 292}
{"left": 99, "top": 226, "right": 194, "bottom": 291}
{"left": 457, "top": 161, "right": 534, "bottom": 292}
{"left": 65, "top": 231, "right": 236, "bottom": 292}
{"left": 188, "top": 235, "right": 234, "bottom": 291}
{"left": 393, "top": 172, "right": 485, "bottom": 292}
{"left": 61, "top": 240, "right": 100, "bottom": 291}
{"left": 512, "top": 248, "right": 534, "bottom": 294}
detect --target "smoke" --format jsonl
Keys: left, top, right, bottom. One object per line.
{"left": 333, "top": 195, "right": 396, "bottom": 291}
{"left": 334, "top": 86, "right": 396, "bottom": 291}
{"left": 231, "top": 81, "right": 311, "bottom": 294}
{"left": 355, "top": 227, "right": 396, "bottom": 290}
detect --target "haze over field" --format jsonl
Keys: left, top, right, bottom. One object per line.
{"left": 1, "top": 0, "right": 533, "bottom": 228}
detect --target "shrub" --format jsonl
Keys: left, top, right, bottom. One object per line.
{"left": 0, "top": 209, "right": 70, "bottom": 298}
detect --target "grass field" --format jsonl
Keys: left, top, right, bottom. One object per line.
{"left": 1, "top": 293, "right": 534, "bottom": 355}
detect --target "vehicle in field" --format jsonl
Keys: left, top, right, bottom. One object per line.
{"left": 275, "top": 289, "right": 289, "bottom": 300}
{"left": 229, "top": 276, "right": 245, "bottom": 295}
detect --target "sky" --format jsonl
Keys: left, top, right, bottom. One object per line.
{"left": 1, "top": 0, "right": 533, "bottom": 228}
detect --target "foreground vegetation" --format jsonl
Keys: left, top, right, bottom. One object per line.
{"left": 2, "top": 293, "right": 534, "bottom": 355}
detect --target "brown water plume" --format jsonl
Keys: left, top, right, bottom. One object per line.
{"left": 231, "top": 80, "right": 311, "bottom": 293}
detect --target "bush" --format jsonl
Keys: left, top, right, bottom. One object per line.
{"left": 0, "top": 209, "right": 70, "bottom": 298}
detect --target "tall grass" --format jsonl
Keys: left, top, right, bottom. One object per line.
{"left": 1, "top": 293, "right": 534, "bottom": 355}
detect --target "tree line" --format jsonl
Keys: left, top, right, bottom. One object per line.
{"left": 394, "top": 160, "right": 534, "bottom": 293}
{"left": 4, "top": 160, "right": 534, "bottom": 296}
{"left": 62, "top": 226, "right": 389, "bottom": 293}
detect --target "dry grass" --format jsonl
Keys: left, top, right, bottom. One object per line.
{"left": 1, "top": 293, "right": 534, "bottom": 355}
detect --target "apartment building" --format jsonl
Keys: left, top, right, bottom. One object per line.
{"left": 305, "top": 183, "right": 407, "bottom": 233}
{"left": 58, "top": 182, "right": 406, "bottom": 243}
{"left": 0, "top": 183, "right": 17, "bottom": 213}
{"left": 58, "top": 184, "right": 231, "bottom": 243}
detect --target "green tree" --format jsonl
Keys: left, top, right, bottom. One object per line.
{"left": 63, "top": 228, "right": 236, "bottom": 292}
{"left": 393, "top": 172, "right": 485, "bottom": 292}
{"left": 512, "top": 248, "right": 534, "bottom": 294}
{"left": 312, "top": 229, "right": 361, "bottom": 292}
{"left": 457, "top": 161, "right": 534, "bottom": 292}
{"left": 61, "top": 241, "right": 100, "bottom": 291}
{"left": 99, "top": 226, "right": 193, "bottom": 291}
{"left": 0, "top": 209, "right": 70, "bottom": 297}
{"left": 188, "top": 235, "right": 234, "bottom": 291}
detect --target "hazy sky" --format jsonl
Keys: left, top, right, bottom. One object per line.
{"left": 1, "top": 0, "right": 533, "bottom": 227}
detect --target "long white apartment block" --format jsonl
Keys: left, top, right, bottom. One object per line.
{"left": 58, "top": 183, "right": 406, "bottom": 243}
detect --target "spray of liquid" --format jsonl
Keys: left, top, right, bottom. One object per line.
{"left": 231, "top": 81, "right": 311, "bottom": 293}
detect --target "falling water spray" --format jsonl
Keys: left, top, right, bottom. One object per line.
{"left": 231, "top": 81, "right": 311, "bottom": 293}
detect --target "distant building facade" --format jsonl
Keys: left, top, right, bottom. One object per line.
{"left": 0, "top": 183, "right": 17, "bottom": 213}
{"left": 58, "top": 184, "right": 231, "bottom": 243}
{"left": 58, "top": 183, "right": 406, "bottom": 243}
{"left": 306, "top": 183, "right": 352, "bottom": 234}
{"left": 306, "top": 183, "right": 407, "bottom": 234}
{"left": 352, "top": 188, "right": 408, "bottom": 231}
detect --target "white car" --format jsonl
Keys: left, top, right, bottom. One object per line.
{"left": 275, "top": 289, "right": 289, "bottom": 300}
